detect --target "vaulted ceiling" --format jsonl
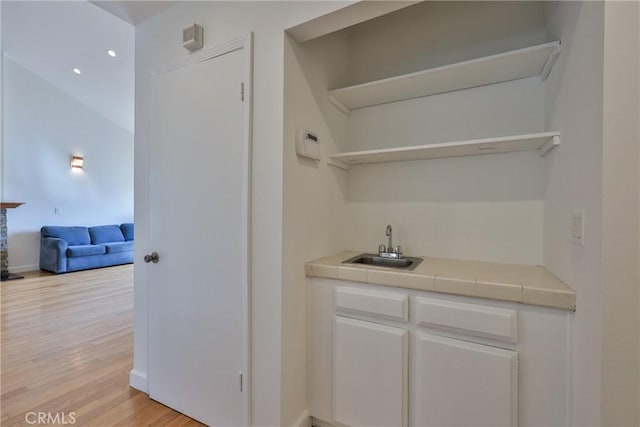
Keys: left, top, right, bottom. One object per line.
{"left": 91, "top": 1, "right": 176, "bottom": 25}
{"left": 2, "top": 1, "right": 135, "bottom": 133}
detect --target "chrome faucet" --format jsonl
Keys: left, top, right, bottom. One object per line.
{"left": 379, "top": 224, "right": 402, "bottom": 258}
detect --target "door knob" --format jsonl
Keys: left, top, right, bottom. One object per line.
{"left": 144, "top": 252, "right": 160, "bottom": 263}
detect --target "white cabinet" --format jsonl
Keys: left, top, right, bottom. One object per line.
{"left": 414, "top": 333, "right": 518, "bottom": 427}
{"left": 334, "top": 317, "right": 408, "bottom": 427}
{"left": 308, "top": 278, "right": 570, "bottom": 427}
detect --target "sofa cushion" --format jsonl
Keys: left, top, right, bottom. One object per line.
{"left": 104, "top": 241, "right": 134, "bottom": 254}
{"left": 89, "top": 225, "right": 125, "bottom": 245}
{"left": 66, "top": 245, "right": 106, "bottom": 257}
{"left": 67, "top": 251, "right": 133, "bottom": 272}
{"left": 120, "top": 223, "right": 134, "bottom": 241}
{"left": 41, "top": 226, "right": 90, "bottom": 246}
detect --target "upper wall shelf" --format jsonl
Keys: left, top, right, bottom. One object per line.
{"left": 328, "top": 41, "right": 561, "bottom": 114}
{"left": 328, "top": 132, "right": 560, "bottom": 167}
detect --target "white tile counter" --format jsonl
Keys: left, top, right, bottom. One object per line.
{"left": 306, "top": 251, "right": 576, "bottom": 310}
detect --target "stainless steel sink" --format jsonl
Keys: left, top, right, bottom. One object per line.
{"left": 343, "top": 253, "right": 423, "bottom": 271}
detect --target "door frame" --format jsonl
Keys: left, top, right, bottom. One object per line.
{"left": 146, "top": 32, "right": 253, "bottom": 425}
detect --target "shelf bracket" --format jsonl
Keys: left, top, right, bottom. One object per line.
{"left": 327, "top": 158, "right": 350, "bottom": 170}
{"left": 538, "top": 135, "right": 560, "bottom": 157}
{"left": 540, "top": 42, "right": 561, "bottom": 81}
{"left": 328, "top": 94, "right": 351, "bottom": 116}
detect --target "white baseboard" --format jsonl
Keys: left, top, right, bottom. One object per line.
{"left": 292, "top": 409, "right": 311, "bottom": 427}
{"left": 129, "top": 369, "right": 148, "bottom": 392}
{"left": 10, "top": 264, "right": 39, "bottom": 273}
{"left": 310, "top": 417, "right": 334, "bottom": 427}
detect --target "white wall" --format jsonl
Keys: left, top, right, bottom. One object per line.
{"left": 283, "top": 31, "right": 351, "bottom": 426}
{"left": 543, "top": 2, "right": 604, "bottom": 425}
{"left": 342, "top": 78, "right": 546, "bottom": 264}
{"left": 346, "top": 1, "right": 548, "bottom": 85}
{"left": 297, "top": 1, "right": 550, "bottom": 265}
{"left": 2, "top": 57, "right": 134, "bottom": 271}
{"left": 600, "top": 2, "right": 640, "bottom": 425}
{"left": 132, "top": 3, "right": 349, "bottom": 426}
{"left": 1, "top": 4, "right": 4, "bottom": 211}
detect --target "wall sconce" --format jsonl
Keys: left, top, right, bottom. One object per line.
{"left": 71, "top": 155, "right": 84, "bottom": 171}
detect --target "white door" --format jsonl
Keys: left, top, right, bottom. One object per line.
{"left": 414, "top": 333, "right": 518, "bottom": 427}
{"left": 147, "top": 43, "right": 249, "bottom": 426}
{"left": 334, "top": 316, "right": 408, "bottom": 427}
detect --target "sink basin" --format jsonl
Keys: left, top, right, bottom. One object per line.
{"left": 343, "top": 253, "right": 423, "bottom": 271}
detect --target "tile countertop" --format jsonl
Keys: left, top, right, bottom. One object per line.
{"left": 305, "top": 251, "right": 576, "bottom": 311}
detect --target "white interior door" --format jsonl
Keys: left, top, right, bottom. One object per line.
{"left": 147, "top": 41, "right": 250, "bottom": 426}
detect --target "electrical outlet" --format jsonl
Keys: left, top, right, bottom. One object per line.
{"left": 54, "top": 207, "right": 61, "bottom": 215}
{"left": 572, "top": 211, "right": 584, "bottom": 246}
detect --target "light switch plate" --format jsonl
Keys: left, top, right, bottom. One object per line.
{"left": 572, "top": 211, "right": 584, "bottom": 246}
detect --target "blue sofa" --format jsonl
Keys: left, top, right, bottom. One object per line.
{"left": 40, "top": 223, "right": 134, "bottom": 273}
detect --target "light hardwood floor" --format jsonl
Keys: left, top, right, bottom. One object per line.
{"left": 1, "top": 265, "right": 203, "bottom": 426}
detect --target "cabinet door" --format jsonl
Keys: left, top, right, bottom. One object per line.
{"left": 414, "top": 333, "right": 518, "bottom": 427}
{"left": 334, "top": 316, "right": 408, "bottom": 427}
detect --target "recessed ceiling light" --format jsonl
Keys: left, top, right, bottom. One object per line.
{"left": 106, "top": 49, "right": 117, "bottom": 57}
{"left": 72, "top": 68, "right": 81, "bottom": 75}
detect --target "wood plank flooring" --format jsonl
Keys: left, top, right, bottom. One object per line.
{"left": 1, "top": 265, "right": 203, "bottom": 426}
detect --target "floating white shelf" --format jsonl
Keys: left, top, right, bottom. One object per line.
{"left": 328, "top": 132, "right": 560, "bottom": 167}
{"left": 328, "top": 41, "right": 561, "bottom": 114}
